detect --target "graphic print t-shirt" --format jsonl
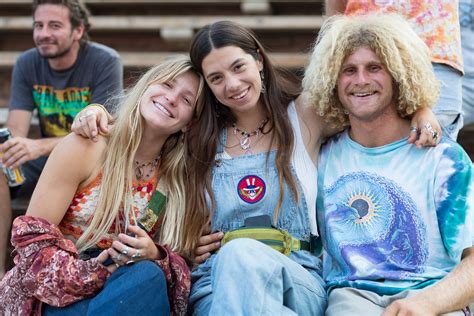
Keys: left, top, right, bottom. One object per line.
{"left": 317, "top": 131, "right": 473, "bottom": 295}
{"left": 9, "top": 42, "right": 123, "bottom": 137}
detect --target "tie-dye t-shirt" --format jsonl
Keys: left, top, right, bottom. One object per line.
{"left": 317, "top": 131, "right": 473, "bottom": 295}
{"left": 9, "top": 42, "right": 123, "bottom": 137}
{"left": 345, "top": 0, "right": 463, "bottom": 73}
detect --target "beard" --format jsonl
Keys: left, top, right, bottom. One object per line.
{"left": 36, "top": 42, "right": 74, "bottom": 59}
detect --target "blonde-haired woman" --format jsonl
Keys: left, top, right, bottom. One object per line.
{"left": 0, "top": 56, "right": 204, "bottom": 316}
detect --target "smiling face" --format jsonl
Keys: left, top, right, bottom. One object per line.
{"left": 201, "top": 46, "right": 264, "bottom": 115}
{"left": 337, "top": 46, "right": 397, "bottom": 123}
{"left": 33, "top": 4, "right": 83, "bottom": 60}
{"left": 140, "top": 71, "right": 200, "bottom": 136}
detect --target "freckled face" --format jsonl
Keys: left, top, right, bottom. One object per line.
{"left": 202, "top": 46, "right": 264, "bottom": 115}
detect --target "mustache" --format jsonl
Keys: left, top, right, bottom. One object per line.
{"left": 348, "top": 87, "right": 377, "bottom": 94}
{"left": 36, "top": 39, "right": 57, "bottom": 45}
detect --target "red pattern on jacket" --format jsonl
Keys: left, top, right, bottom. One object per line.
{"left": 0, "top": 216, "right": 191, "bottom": 315}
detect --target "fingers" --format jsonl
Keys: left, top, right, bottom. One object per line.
{"left": 195, "top": 252, "right": 211, "bottom": 265}
{"left": 97, "top": 249, "right": 119, "bottom": 273}
{"left": 107, "top": 247, "right": 128, "bottom": 266}
{"left": 111, "top": 238, "right": 148, "bottom": 263}
{"left": 195, "top": 231, "right": 224, "bottom": 257}
{"left": 407, "top": 126, "right": 418, "bottom": 144}
{"left": 72, "top": 106, "right": 106, "bottom": 141}
{"left": 117, "top": 232, "right": 139, "bottom": 249}
{"left": 88, "top": 104, "right": 111, "bottom": 138}
{"left": 117, "top": 227, "right": 159, "bottom": 260}
{"left": 96, "top": 249, "right": 110, "bottom": 263}
{"left": 2, "top": 147, "right": 26, "bottom": 168}
{"left": 408, "top": 124, "right": 441, "bottom": 148}
{"left": 98, "top": 111, "right": 110, "bottom": 136}
{"left": 71, "top": 114, "right": 91, "bottom": 139}
{"left": 198, "top": 231, "right": 224, "bottom": 248}
{"left": 194, "top": 231, "right": 220, "bottom": 264}
{"left": 1, "top": 139, "right": 29, "bottom": 168}
{"left": 126, "top": 225, "right": 147, "bottom": 237}
{"left": 84, "top": 110, "right": 100, "bottom": 141}
{"left": 415, "top": 123, "right": 441, "bottom": 148}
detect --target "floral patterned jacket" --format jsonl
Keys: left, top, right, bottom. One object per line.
{"left": 0, "top": 216, "right": 191, "bottom": 316}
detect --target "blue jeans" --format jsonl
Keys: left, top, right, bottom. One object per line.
{"left": 460, "top": 0, "right": 474, "bottom": 126}
{"left": 432, "top": 63, "right": 463, "bottom": 140}
{"left": 190, "top": 239, "right": 327, "bottom": 315}
{"left": 43, "top": 261, "right": 170, "bottom": 316}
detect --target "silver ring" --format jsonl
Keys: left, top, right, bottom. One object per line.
{"left": 121, "top": 246, "right": 129, "bottom": 256}
{"left": 431, "top": 130, "right": 439, "bottom": 139}
{"left": 115, "top": 263, "right": 120, "bottom": 268}
{"left": 126, "top": 260, "right": 135, "bottom": 265}
{"left": 132, "top": 250, "right": 141, "bottom": 259}
{"left": 423, "top": 122, "right": 433, "bottom": 132}
{"left": 409, "top": 126, "right": 418, "bottom": 133}
{"left": 116, "top": 253, "right": 123, "bottom": 261}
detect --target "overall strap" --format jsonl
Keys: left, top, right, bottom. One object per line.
{"left": 216, "top": 128, "right": 228, "bottom": 155}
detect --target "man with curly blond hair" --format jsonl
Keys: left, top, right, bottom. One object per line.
{"left": 304, "top": 14, "right": 474, "bottom": 315}
{"left": 325, "top": 0, "right": 464, "bottom": 140}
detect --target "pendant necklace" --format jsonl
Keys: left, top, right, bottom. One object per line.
{"left": 135, "top": 155, "right": 161, "bottom": 181}
{"left": 232, "top": 117, "right": 269, "bottom": 154}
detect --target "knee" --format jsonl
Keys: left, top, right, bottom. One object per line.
{"left": 218, "top": 238, "right": 269, "bottom": 264}
{"left": 125, "top": 260, "right": 167, "bottom": 287}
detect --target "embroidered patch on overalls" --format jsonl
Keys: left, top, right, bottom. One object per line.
{"left": 237, "top": 175, "right": 266, "bottom": 203}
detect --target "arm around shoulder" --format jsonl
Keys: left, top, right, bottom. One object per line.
{"left": 294, "top": 93, "right": 330, "bottom": 162}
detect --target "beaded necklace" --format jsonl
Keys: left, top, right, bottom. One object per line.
{"left": 135, "top": 155, "right": 161, "bottom": 181}
{"left": 232, "top": 117, "right": 269, "bottom": 154}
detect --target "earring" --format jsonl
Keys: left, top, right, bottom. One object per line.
{"left": 260, "top": 70, "right": 266, "bottom": 94}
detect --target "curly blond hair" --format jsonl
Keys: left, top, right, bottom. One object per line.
{"left": 303, "top": 14, "right": 439, "bottom": 129}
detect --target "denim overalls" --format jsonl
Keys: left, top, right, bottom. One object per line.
{"left": 189, "top": 124, "right": 327, "bottom": 315}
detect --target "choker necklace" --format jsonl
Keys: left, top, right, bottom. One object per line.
{"left": 232, "top": 117, "right": 269, "bottom": 154}
{"left": 135, "top": 155, "right": 161, "bottom": 181}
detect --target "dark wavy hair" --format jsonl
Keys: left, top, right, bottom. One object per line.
{"left": 184, "top": 21, "right": 301, "bottom": 249}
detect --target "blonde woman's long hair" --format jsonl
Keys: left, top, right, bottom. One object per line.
{"left": 303, "top": 14, "right": 439, "bottom": 130}
{"left": 76, "top": 56, "right": 205, "bottom": 254}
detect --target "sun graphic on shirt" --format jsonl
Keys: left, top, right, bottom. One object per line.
{"left": 347, "top": 193, "right": 380, "bottom": 225}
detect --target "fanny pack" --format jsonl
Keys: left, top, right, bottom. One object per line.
{"left": 220, "top": 215, "right": 321, "bottom": 256}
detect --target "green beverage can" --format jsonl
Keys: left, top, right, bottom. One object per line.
{"left": 0, "top": 128, "right": 26, "bottom": 187}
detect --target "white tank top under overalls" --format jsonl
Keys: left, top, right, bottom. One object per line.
{"left": 202, "top": 101, "right": 322, "bottom": 278}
